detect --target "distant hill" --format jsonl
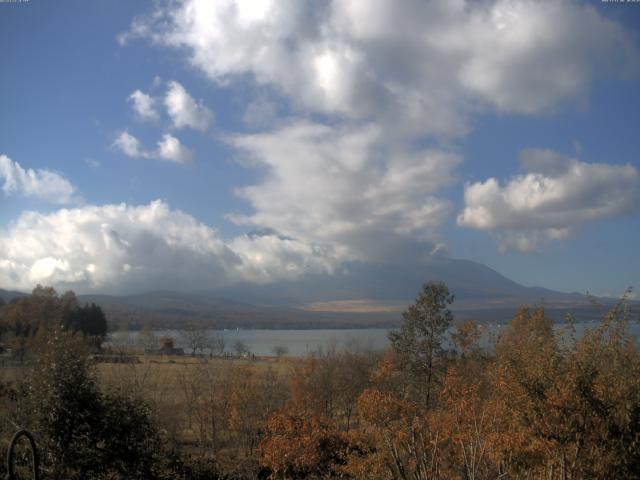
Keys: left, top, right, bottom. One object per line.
{"left": 207, "top": 258, "right": 587, "bottom": 306}
{"left": 2, "top": 257, "right": 634, "bottom": 328}
{"left": 193, "top": 258, "right": 620, "bottom": 327}
{"left": 0, "top": 289, "right": 27, "bottom": 303}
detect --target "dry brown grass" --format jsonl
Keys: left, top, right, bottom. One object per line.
{"left": 95, "top": 355, "right": 295, "bottom": 455}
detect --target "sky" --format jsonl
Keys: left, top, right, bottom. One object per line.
{"left": 0, "top": 0, "right": 639, "bottom": 297}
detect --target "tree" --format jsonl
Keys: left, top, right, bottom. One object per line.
{"left": 451, "top": 319, "right": 482, "bottom": 358}
{"left": 138, "top": 325, "right": 158, "bottom": 352}
{"left": 260, "top": 408, "right": 350, "bottom": 479}
{"left": 96, "top": 394, "right": 161, "bottom": 479}
{"left": 0, "top": 286, "right": 109, "bottom": 359}
{"left": 208, "top": 332, "right": 225, "bottom": 356}
{"left": 159, "top": 336, "right": 175, "bottom": 352}
{"left": 64, "top": 302, "right": 108, "bottom": 348}
{"left": 22, "top": 327, "right": 161, "bottom": 479}
{"left": 272, "top": 345, "right": 288, "bottom": 359}
{"left": 180, "top": 322, "right": 209, "bottom": 355}
{"left": 233, "top": 339, "right": 249, "bottom": 357}
{"left": 388, "top": 281, "right": 454, "bottom": 407}
{"left": 491, "top": 303, "right": 640, "bottom": 479}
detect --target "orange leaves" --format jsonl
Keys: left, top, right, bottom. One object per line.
{"left": 354, "top": 388, "right": 443, "bottom": 479}
{"left": 288, "top": 357, "right": 326, "bottom": 415}
{"left": 488, "top": 303, "right": 640, "bottom": 478}
{"left": 370, "top": 349, "right": 399, "bottom": 385}
{"left": 357, "top": 388, "right": 417, "bottom": 429}
{"left": 260, "top": 408, "right": 350, "bottom": 479}
{"left": 86, "top": 298, "right": 640, "bottom": 478}
{"left": 451, "top": 320, "right": 482, "bottom": 357}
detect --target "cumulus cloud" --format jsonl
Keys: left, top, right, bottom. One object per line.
{"left": 227, "top": 121, "right": 460, "bottom": 262}
{"left": 0, "top": 155, "right": 78, "bottom": 204}
{"left": 123, "top": 0, "right": 639, "bottom": 136}
{"left": 113, "top": 131, "right": 150, "bottom": 159}
{"left": 457, "top": 149, "right": 640, "bottom": 252}
{"left": 0, "top": 200, "right": 336, "bottom": 292}
{"left": 242, "top": 96, "right": 279, "bottom": 128}
{"left": 114, "top": 0, "right": 640, "bottom": 264}
{"left": 165, "top": 80, "right": 213, "bottom": 131}
{"left": 108, "top": 0, "right": 640, "bottom": 277}
{"left": 156, "top": 133, "right": 193, "bottom": 163}
{"left": 112, "top": 131, "right": 192, "bottom": 164}
{"left": 128, "top": 89, "right": 160, "bottom": 121}
{"left": 229, "top": 232, "right": 337, "bottom": 284}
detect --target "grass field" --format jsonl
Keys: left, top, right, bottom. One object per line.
{"left": 95, "top": 353, "right": 295, "bottom": 472}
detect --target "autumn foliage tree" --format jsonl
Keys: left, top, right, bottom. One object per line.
{"left": 0, "top": 286, "right": 107, "bottom": 358}
{"left": 490, "top": 301, "right": 640, "bottom": 479}
{"left": 352, "top": 388, "right": 440, "bottom": 480}
{"left": 260, "top": 408, "right": 350, "bottom": 479}
{"left": 451, "top": 319, "right": 482, "bottom": 359}
{"left": 343, "top": 289, "right": 640, "bottom": 480}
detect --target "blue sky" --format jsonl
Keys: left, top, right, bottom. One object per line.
{"left": 1, "top": 0, "right": 639, "bottom": 297}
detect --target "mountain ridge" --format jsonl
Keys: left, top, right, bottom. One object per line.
{"left": 1, "top": 257, "right": 631, "bottom": 328}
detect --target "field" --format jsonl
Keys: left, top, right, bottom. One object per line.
{"left": 97, "top": 354, "right": 303, "bottom": 473}
{"left": 1, "top": 353, "right": 299, "bottom": 476}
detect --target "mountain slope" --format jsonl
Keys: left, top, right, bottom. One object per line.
{"left": 208, "top": 258, "right": 585, "bottom": 306}
{"left": 0, "top": 289, "right": 27, "bottom": 303}
{"left": 2, "top": 257, "right": 626, "bottom": 328}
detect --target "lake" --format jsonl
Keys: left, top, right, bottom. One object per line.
{"left": 108, "top": 321, "right": 640, "bottom": 357}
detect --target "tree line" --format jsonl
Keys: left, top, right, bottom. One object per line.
{"left": 0, "top": 285, "right": 107, "bottom": 360}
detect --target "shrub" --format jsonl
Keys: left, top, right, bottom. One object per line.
{"left": 21, "top": 327, "right": 162, "bottom": 479}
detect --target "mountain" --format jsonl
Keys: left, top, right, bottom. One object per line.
{"left": 193, "top": 258, "right": 609, "bottom": 326}
{"left": 0, "top": 289, "right": 27, "bottom": 303}
{"left": 2, "top": 258, "right": 632, "bottom": 328}
{"left": 207, "top": 257, "right": 586, "bottom": 306}
{"left": 76, "top": 290, "right": 400, "bottom": 329}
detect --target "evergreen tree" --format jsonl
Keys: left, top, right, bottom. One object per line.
{"left": 388, "top": 281, "right": 454, "bottom": 407}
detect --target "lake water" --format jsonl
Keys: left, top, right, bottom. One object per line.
{"left": 108, "top": 321, "right": 640, "bottom": 357}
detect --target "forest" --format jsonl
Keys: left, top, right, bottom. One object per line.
{"left": 0, "top": 282, "right": 638, "bottom": 479}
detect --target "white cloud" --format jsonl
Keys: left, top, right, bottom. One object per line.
{"left": 113, "top": 131, "right": 150, "bottom": 159}
{"left": 156, "top": 133, "right": 193, "bottom": 163}
{"left": 229, "top": 232, "right": 337, "bottom": 284}
{"left": 165, "top": 80, "right": 213, "bottom": 131}
{"left": 227, "top": 121, "right": 460, "bottom": 262}
{"left": 116, "top": 0, "right": 640, "bottom": 260}
{"left": 112, "top": 0, "right": 640, "bottom": 268}
{"left": 128, "top": 89, "right": 160, "bottom": 121}
{"left": 0, "top": 201, "right": 232, "bottom": 291}
{"left": 242, "top": 96, "right": 279, "bottom": 128}
{"left": 0, "top": 200, "right": 336, "bottom": 292}
{"left": 0, "top": 155, "right": 78, "bottom": 205}
{"left": 124, "top": 0, "right": 639, "bottom": 137}
{"left": 112, "top": 131, "right": 192, "bottom": 164}
{"left": 457, "top": 149, "right": 640, "bottom": 252}
{"left": 452, "top": 1, "right": 638, "bottom": 114}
